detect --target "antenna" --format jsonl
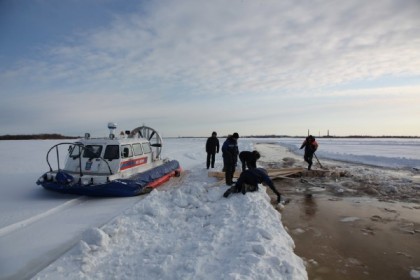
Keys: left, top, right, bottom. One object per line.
{"left": 108, "top": 122, "right": 117, "bottom": 139}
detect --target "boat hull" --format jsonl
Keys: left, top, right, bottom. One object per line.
{"left": 37, "top": 160, "right": 181, "bottom": 197}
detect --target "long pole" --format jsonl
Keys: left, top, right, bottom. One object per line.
{"left": 314, "top": 153, "right": 323, "bottom": 169}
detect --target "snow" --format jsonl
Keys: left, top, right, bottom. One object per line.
{"left": 1, "top": 137, "right": 420, "bottom": 279}
{"left": 339, "top": 217, "right": 360, "bottom": 223}
{"left": 411, "top": 269, "right": 420, "bottom": 279}
{"left": 277, "top": 138, "right": 420, "bottom": 169}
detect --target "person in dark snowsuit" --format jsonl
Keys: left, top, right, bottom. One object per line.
{"left": 205, "top": 131, "right": 219, "bottom": 169}
{"left": 223, "top": 168, "right": 282, "bottom": 203}
{"left": 239, "top": 150, "right": 260, "bottom": 171}
{"left": 300, "top": 135, "right": 318, "bottom": 170}
{"left": 222, "top": 132, "right": 239, "bottom": 185}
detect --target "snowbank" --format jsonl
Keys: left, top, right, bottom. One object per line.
{"left": 34, "top": 169, "right": 307, "bottom": 280}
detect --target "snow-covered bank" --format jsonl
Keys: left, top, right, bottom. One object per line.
{"left": 0, "top": 138, "right": 306, "bottom": 280}
{"left": 34, "top": 173, "right": 306, "bottom": 280}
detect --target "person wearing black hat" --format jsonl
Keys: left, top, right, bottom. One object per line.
{"left": 239, "top": 150, "right": 260, "bottom": 171}
{"left": 222, "top": 132, "right": 239, "bottom": 185}
{"left": 223, "top": 168, "right": 282, "bottom": 203}
{"left": 205, "top": 131, "right": 219, "bottom": 169}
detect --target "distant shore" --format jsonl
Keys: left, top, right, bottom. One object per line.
{"left": 0, "top": 134, "right": 80, "bottom": 140}
{"left": 1, "top": 134, "right": 419, "bottom": 140}
{"left": 174, "top": 135, "right": 420, "bottom": 139}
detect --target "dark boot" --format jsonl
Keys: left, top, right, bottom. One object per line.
{"left": 223, "top": 189, "right": 232, "bottom": 198}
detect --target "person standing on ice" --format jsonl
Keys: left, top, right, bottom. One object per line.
{"left": 223, "top": 168, "right": 282, "bottom": 203}
{"left": 205, "top": 131, "right": 219, "bottom": 169}
{"left": 222, "top": 132, "right": 239, "bottom": 185}
{"left": 300, "top": 135, "right": 318, "bottom": 170}
{"left": 239, "top": 150, "right": 260, "bottom": 171}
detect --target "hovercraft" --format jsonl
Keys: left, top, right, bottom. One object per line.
{"left": 36, "top": 123, "right": 182, "bottom": 197}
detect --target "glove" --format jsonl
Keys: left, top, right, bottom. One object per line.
{"left": 223, "top": 189, "right": 232, "bottom": 198}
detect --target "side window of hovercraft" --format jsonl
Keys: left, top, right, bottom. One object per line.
{"left": 121, "top": 144, "right": 133, "bottom": 158}
{"left": 142, "top": 142, "right": 152, "bottom": 154}
{"left": 83, "top": 145, "right": 103, "bottom": 159}
{"left": 104, "top": 145, "right": 120, "bottom": 160}
{"left": 69, "top": 143, "right": 82, "bottom": 159}
{"left": 132, "top": 143, "right": 143, "bottom": 156}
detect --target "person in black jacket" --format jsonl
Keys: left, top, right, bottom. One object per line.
{"left": 239, "top": 150, "right": 260, "bottom": 171}
{"left": 222, "top": 132, "right": 239, "bottom": 185}
{"left": 300, "top": 135, "right": 319, "bottom": 170}
{"left": 223, "top": 168, "right": 282, "bottom": 203}
{"left": 205, "top": 131, "right": 219, "bottom": 169}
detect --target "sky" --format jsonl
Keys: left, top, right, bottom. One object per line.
{"left": 1, "top": 0, "right": 420, "bottom": 137}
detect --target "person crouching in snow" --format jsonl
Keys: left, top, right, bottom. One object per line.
{"left": 223, "top": 168, "right": 282, "bottom": 203}
{"left": 300, "top": 135, "right": 318, "bottom": 170}
{"left": 239, "top": 150, "right": 261, "bottom": 171}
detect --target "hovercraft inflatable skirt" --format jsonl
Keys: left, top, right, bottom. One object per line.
{"left": 37, "top": 160, "right": 181, "bottom": 197}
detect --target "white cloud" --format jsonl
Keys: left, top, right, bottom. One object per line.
{"left": 1, "top": 0, "right": 420, "bottom": 136}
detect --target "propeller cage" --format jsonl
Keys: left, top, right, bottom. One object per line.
{"left": 130, "top": 126, "right": 163, "bottom": 159}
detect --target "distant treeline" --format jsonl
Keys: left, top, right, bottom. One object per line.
{"left": 0, "top": 134, "right": 80, "bottom": 140}
{"left": 325, "top": 135, "right": 420, "bottom": 139}
{"left": 247, "top": 135, "right": 420, "bottom": 139}
{"left": 2, "top": 134, "right": 419, "bottom": 140}
{"left": 175, "top": 135, "right": 420, "bottom": 139}
{"left": 245, "top": 135, "right": 420, "bottom": 139}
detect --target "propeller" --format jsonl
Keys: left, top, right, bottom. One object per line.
{"left": 151, "top": 143, "right": 162, "bottom": 147}
{"left": 130, "top": 125, "right": 163, "bottom": 159}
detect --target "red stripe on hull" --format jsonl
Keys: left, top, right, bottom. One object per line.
{"left": 120, "top": 157, "right": 148, "bottom": 171}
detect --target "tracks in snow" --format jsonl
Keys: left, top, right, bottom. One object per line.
{"left": 0, "top": 173, "right": 190, "bottom": 239}
{"left": 0, "top": 197, "right": 89, "bottom": 238}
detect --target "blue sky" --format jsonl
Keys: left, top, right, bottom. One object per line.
{"left": 1, "top": 0, "right": 420, "bottom": 137}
